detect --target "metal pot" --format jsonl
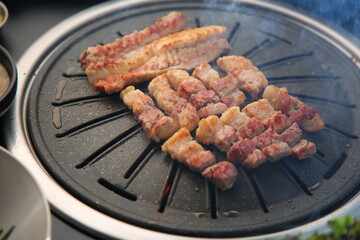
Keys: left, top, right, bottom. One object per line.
{"left": 0, "top": 147, "right": 51, "bottom": 240}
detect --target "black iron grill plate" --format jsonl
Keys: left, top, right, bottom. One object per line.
{"left": 26, "top": 1, "right": 360, "bottom": 237}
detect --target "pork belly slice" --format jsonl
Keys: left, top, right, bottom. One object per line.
{"left": 214, "top": 125, "right": 237, "bottom": 152}
{"left": 210, "top": 75, "right": 238, "bottom": 98}
{"left": 220, "top": 106, "right": 250, "bottom": 130}
{"left": 138, "top": 108, "right": 164, "bottom": 136}
{"left": 189, "top": 90, "right": 217, "bottom": 109}
{"left": 242, "top": 149, "right": 267, "bottom": 169}
{"left": 202, "top": 161, "right": 239, "bottom": 191}
{"left": 220, "top": 89, "right": 246, "bottom": 107}
{"left": 262, "top": 85, "right": 325, "bottom": 132}
{"left": 120, "top": 86, "right": 178, "bottom": 142}
{"left": 162, "top": 128, "right": 215, "bottom": 172}
{"left": 253, "top": 128, "right": 282, "bottom": 149}
{"left": 196, "top": 115, "right": 237, "bottom": 151}
{"left": 148, "top": 74, "right": 199, "bottom": 131}
{"left": 262, "top": 85, "right": 294, "bottom": 113}
{"left": 94, "top": 26, "right": 231, "bottom": 93}
{"left": 120, "top": 86, "right": 155, "bottom": 119}
{"left": 291, "top": 139, "right": 317, "bottom": 160}
{"left": 148, "top": 74, "right": 181, "bottom": 114}
{"left": 172, "top": 102, "right": 199, "bottom": 132}
{"left": 198, "top": 102, "right": 228, "bottom": 118}
{"left": 263, "top": 111, "right": 292, "bottom": 134}
{"left": 80, "top": 11, "right": 188, "bottom": 73}
{"left": 192, "top": 63, "right": 220, "bottom": 89}
{"left": 263, "top": 142, "right": 292, "bottom": 162}
{"left": 242, "top": 99, "right": 274, "bottom": 121}
{"left": 167, "top": 70, "right": 207, "bottom": 99}
{"left": 227, "top": 138, "right": 257, "bottom": 163}
{"left": 280, "top": 123, "right": 302, "bottom": 147}
{"left": 237, "top": 118, "right": 265, "bottom": 139}
{"left": 217, "top": 55, "right": 268, "bottom": 99}
{"left": 196, "top": 115, "right": 222, "bottom": 145}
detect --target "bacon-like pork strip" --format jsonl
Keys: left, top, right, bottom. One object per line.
{"left": 227, "top": 138, "right": 257, "bottom": 163}
{"left": 202, "top": 161, "right": 239, "bottom": 191}
{"left": 162, "top": 128, "right": 215, "bottom": 172}
{"left": 148, "top": 74, "right": 199, "bottom": 131}
{"left": 120, "top": 86, "right": 179, "bottom": 142}
{"left": 220, "top": 106, "right": 250, "bottom": 130}
{"left": 162, "top": 128, "right": 238, "bottom": 190}
{"left": 192, "top": 63, "right": 247, "bottom": 108}
{"left": 225, "top": 99, "right": 315, "bottom": 168}
{"left": 193, "top": 63, "right": 248, "bottom": 107}
{"left": 81, "top": 12, "right": 188, "bottom": 84}
{"left": 291, "top": 139, "right": 316, "bottom": 160}
{"left": 217, "top": 56, "right": 268, "bottom": 99}
{"left": 192, "top": 63, "right": 220, "bottom": 89}
{"left": 196, "top": 116, "right": 236, "bottom": 152}
{"left": 166, "top": 69, "right": 245, "bottom": 117}
{"left": 262, "top": 85, "right": 325, "bottom": 132}
{"left": 198, "top": 103, "right": 229, "bottom": 119}
{"left": 94, "top": 26, "right": 231, "bottom": 93}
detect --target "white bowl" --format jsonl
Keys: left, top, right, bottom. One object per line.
{"left": 0, "top": 147, "right": 51, "bottom": 240}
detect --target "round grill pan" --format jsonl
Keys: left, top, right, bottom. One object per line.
{"left": 7, "top": 0, "right": 360, "bottom": 239}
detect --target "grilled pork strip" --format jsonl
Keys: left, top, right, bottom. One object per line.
{"left": 162, "top": 128, "right": 215, "bottom": 171}
{"left": 202, "top": 161, "right": 239, "bottom": 191}
{"left": 262, "top": 85, "right": 325, "bottom": 132}
{"left": 148, "top": 74, "right": 199, "bottom": 131}
{"left": 196, "top": 115, "right": 237, "bottom": 152}
{"left": 221, "top": 98, "right": 316, "bottom": 168}
{"left": 120, "top": 86, "right": 179, "bottom": 142}
{"left": 165, "top": 69, "right": 245, "bottom": 118}
{"left": 93, "top": 26, "right": 231, "bottom": 93}
{"left": 291, "top": 139, "right": 317, "bottom": 160}
{"left": 81, "top": 11, "right": 188, "bottom": 84}
{"left": 217, "top": 55, "right": 268, "bottom": 99}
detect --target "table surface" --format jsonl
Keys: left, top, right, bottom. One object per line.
{"left": 0, "top": 0, "right": 359, "bottom": 239}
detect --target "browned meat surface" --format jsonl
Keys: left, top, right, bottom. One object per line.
{"left": 162, "top": 128, "right": 215, "bottom": 172}
{"left": 214, "top": 125, "right": 237, "bottom": 152}
{"left": 220, "top": 89, "right": 246, "bottom": 107}
{"left": 120, "top": 86, "right": 178, "bottom": 142}
{"left": 262, "top": 85, "right": 294, "bottom": 113}
{"left": 227, "top": 138, "right": 257, "bottom": 164}
{"left": 237, "top": 118, "right": 265, "bottom": 139}
{"left": 196, "top": 115, "right": 236, "bottom": 151}
{"left": 291, "top": 139, "right": 317, "bottom": 160}
{"left": 138, "top": 108, "right": 165, "bottom": 137}
{"left": 242, "top": 149, "right": 267, "bottom": 169}
{"left": 217, "top": 56, "right": 268, "bottom": 99}
{"left": 254, "top": 128, "right": 282, "bottom": 149}
{"left": 210, "top": 75, "right": 238, "bottom": 98}
{"left": 263, "top": 111, "right": 292, "bottom": 134}
{"left": 93, "top": 26, "right": 231, "bottom": 94}
{"left": 198, "top": 102, "right": 228, "bottom": 118}
{"left": 262, "top": 142, "right": 292, "bottom": 162}
{"left": 220, "top": 106, "right": 250, "bottom": 130}
{"left": 189, "top": 90, "right": 217, "bottom": 109}
{"left": 202, "top": 161, "right": 238, "bottom": 191}
{"left": 120, "top": 86, "right": 155, "bottom": 119}
{"left": 81, "top": 12, "right": 188, "bottom": 84}
{"left": 262, "top": 85, "right": 325, "bottom": 132}
{"left": 192, "top": 63, "right": 220, "bottom": 88}
{"left": 148, "top": 74, "right": 199, "bottom": 131}
{"left": 196, "top": 115, "right": 222, "bottom": 145}
{"left": 280, "top": 123, "right": 302, "bottom": 146}
{"left": 242, "top": 99, "right": 274, "bottom": 121}
{"left": 167, "top": 70, "right": 206, "bottom": 99}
